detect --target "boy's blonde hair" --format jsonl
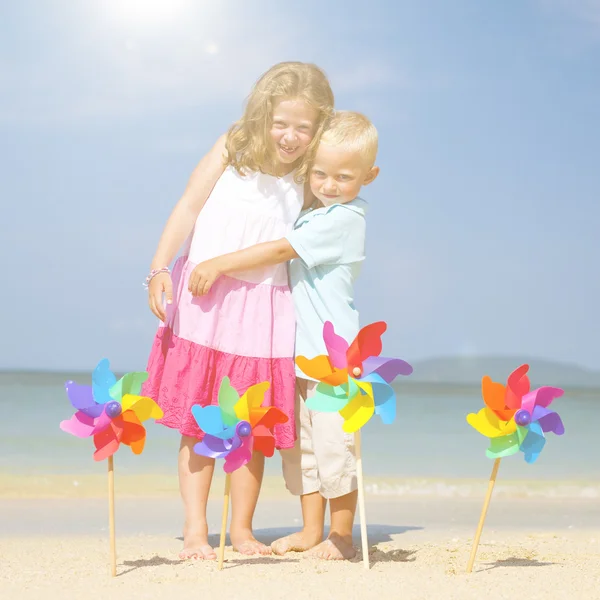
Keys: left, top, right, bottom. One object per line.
{"left": 225, "top": 62, "right": 334, "bottom": 181}
{"left": 320, "top": 110, "right": 378, "bottom": 167}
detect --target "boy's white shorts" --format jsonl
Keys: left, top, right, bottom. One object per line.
{"left": 280, "top": 378, "right": 357, "bottom": 500}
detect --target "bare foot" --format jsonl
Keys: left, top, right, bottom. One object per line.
{"left": 230, "top": 528, "right": 271, "bottom": 556}
{"left": 271, "top": 529, "right": 323, "bottom": 555}
{"left": 179, "top": 522, "right": 216, "bottom": 560}
{"left": 307, "top": 532, "right": 357, "bottom": 560}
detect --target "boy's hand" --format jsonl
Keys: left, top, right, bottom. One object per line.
{"left": 188, "top": 259, "right": 223, "bottom": 297}
{"left": 148, "top": 272, "right": 173, "bottom": 322}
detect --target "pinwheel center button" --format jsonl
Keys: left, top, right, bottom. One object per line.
{"left": 352, "top": 367, "right": 362, "bottom": 377}
{"left": 236, "top": 421, "right": 252, "bottom": 437}
{"left": 105, "top": 401, "right": 122, "bottom": 419}
{"left": 514, "top": 409, "right": 531, "bottom": 427}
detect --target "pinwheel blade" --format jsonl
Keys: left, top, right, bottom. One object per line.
{"left": 505, "top": 364, "right": 530, "bottom": 409}
{"left": 340, "top": 390, "right": 375, "bottom": 433}
{"left": 92, "top": 359, "right": 117, "bottom": 405}
{"left": 93, "top": 422, "right": 122, "bottom": 461}
{"left": 110, "top": 371, "right": 148, "bottom": 402}
{"left": 120, "top": 410, "right": 147, "bottom": 454}
{"left": 361, "top": 356, "right": 412, "bottom": 382}
{"left": 60, "top": 411, "right": 96, "bottom": 438}
{"left": 305, "top": 383, "right": 349, "bottom": 412}
{"left": 191, "top": 405, "right": 235, "bottom": 438}
{"left": 467, "top": 407, "right": 516, "bottom": 438}
{"left": 218, "top": 376, "right": 240, "bottom": 426}
{"left": 519, "top": 420, "right": 546, "bottom": 463}
{"left": 252, "top": 424, "right": 276, "bottom": 457}
{"left": 486, "top": 433, "right": 520, "bottom": 459}
{"left": 121, "top": 394, "right": 163, "bottom": 422}
{"left": 194, "top": 434, "right": 235, "bottom": 459}
{"left": 323, "top": 321, "right": 349, "bottom": 369}
{"left": 296, "top": 355, "right": 348, "bottom": 386}
{"left": 235, "top": 381, "right": 270, "bottom": 426}
{"left": 64, "top": 382, "right": 104, "bottom": 417}
{"left": 362, "top": 376, "right": 396, "bottom": 424}
{"left": 481, "top": 376, "right": 514, "bottom": 421}
{"left": 346, "top": 322, "right": 387, "bottom": 372}
{"left": 224, "top": 436, "right": 253, "bottom": 473}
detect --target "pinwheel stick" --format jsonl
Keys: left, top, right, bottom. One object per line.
{"left": 218, "top": 474, "right": 231, "bottom": 570}
{"left": 466, "top": 458, "right": 501, "bottom": 573}
{"left": 108, "top": 455, "right": 117, "bottom": 577}
{"left": 354, "top": 431, "right": 370, "bottom": 570}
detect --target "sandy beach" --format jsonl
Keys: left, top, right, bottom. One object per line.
{"left": 1, "top": 474, "right": 599, "bottom": 600}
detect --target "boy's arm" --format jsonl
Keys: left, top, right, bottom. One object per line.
{"left": 188, "top": 239, "right": 299, "bottom": 296}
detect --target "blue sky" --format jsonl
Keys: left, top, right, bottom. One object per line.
{"left": 1, "top": 0, "right": 599, "bottom": 372}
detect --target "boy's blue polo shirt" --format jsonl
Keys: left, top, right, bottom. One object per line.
{"left": 285, "top": 197, "right": 367, "bottom": 376}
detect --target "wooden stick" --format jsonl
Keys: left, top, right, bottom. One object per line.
{"left": 108, "top": 455, "right": 117, "bottom": 577}
{"left": 354, "top": 430, "right": 370, "bottom": 570}
{"left": 218, "top": 474, "right": 231, "bottom": 571}
{"left": 466, "top": 458, "right": 501, "bottom": 573}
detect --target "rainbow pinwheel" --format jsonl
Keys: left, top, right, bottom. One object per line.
{"left": 191, "top": 377, "right": 288, "bottom": 569}
{"left": 60, "top": 358, "right": 163, "bottom": 461}
{"left": 465, "top": 364, "right": 566, "bottom": 574}
{"left": 191, "top": 377, "right": 287, "bottom": 473}
{"left": 296, "top": 321, "right": 413, "bottom": 432}
{"left": 295, "top": 320, "right": 412, "bottom": 570}
{"left": 466, "top": 364, "right": 565, "bottom": 464}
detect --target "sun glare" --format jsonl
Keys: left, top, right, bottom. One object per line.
{"left": 99, "top": 0, "right": 192, "bottom": 30}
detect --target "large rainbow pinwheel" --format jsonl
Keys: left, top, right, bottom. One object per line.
{"left": 296, "top": 321, "right": 413, "bottom": 432}
{"left": 466, "top": 364, "right": 565, "bottom": 463}
{"left": 191, "top": 377, "right": 288, "bottom": 569}
{"left": 296, "top": 320, "right": 412, "bottom": 570}
{"left": 465, "top": 364, "right": 565, "bottom": 574}
{"left": 60, "top": 358, "right": 163, "bottom": 461}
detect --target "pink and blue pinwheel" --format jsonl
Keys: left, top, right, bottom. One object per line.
{"left": 60, "top": 359, "right": 163, "bottom": 461}
{"left": 192, "top": 377, "right": 288, "bottom": 473}
{"left": 295, "top": 321, "right": 413, "bottom": 432}
{"left": 467, "top": 364, "right": 565, "bottom": 463}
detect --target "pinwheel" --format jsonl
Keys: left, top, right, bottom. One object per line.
{"left": 465, "top": 364, "right": 565, "bottom": 573}
{"left": 191, "top": 377, "right": 288, "bottom": 569}
{"left": 296, "top": 321, "right": 413, "bottom": 569}
{"left": 60, "top": 358, "right": 163, "bottom": 577}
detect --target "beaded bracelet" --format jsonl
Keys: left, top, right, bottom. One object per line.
{"left": 143, "top": 267, "right": 170, "bottom": 289}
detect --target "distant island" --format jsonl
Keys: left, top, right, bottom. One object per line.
{"left": 1, "top": 356, "right": 599, "bottom": 394}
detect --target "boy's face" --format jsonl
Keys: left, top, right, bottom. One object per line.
{"left": 309, "top": 143, "right": 379, "bottom": 206}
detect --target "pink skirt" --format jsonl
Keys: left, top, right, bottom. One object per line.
{"left": 142, "top": 257, "right": 297, "bottom": 449}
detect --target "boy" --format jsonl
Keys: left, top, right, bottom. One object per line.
{"left": 188, "top": 111, "right": 379, "bottom": 560}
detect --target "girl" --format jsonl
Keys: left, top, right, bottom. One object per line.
{"left": 142, "top": 62, "right": 334, "bottom": 560}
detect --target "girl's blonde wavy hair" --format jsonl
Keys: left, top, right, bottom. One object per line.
{"left": 225, "top": 62, "right": 334, "bottom": 182}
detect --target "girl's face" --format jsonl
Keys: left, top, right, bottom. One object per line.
{"left": 269, "top": 98, "right": 319, "bottom": 167}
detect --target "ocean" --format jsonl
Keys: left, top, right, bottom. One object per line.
{"left": 1, "top": 372, "right": 598, "bottom": 491}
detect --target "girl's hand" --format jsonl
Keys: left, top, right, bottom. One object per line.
{"left": 188, "top": 259, "right": 223, "bottom": 297}
{"left": 148, "top": 272, "right": 173, "bottom": 322}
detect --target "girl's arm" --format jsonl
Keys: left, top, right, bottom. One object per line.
{"left": 148, "top": 134, "right": 227, "bottom": 321}
{"left": 188, "top": 239, "right": 299, "bottom": 297}
{"left": 150, "top": 134, "right": 228, "bottom": 270}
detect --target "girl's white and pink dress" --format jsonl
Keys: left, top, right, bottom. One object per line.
{"left": 142, "top": 166, "right": 303, "bottom": 449}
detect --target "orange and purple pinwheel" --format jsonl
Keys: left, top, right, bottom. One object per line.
{"left": 466, "top": 364, "right": 565, "bottom": 463}
{"left": 60, "top": 359, "right": 163, "bottom": 461}
{"left": 192, "top": 377, "right": 288, "bottom": 473}
{"left": 295, "top": 321, "right": 413, "bottom": 432}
